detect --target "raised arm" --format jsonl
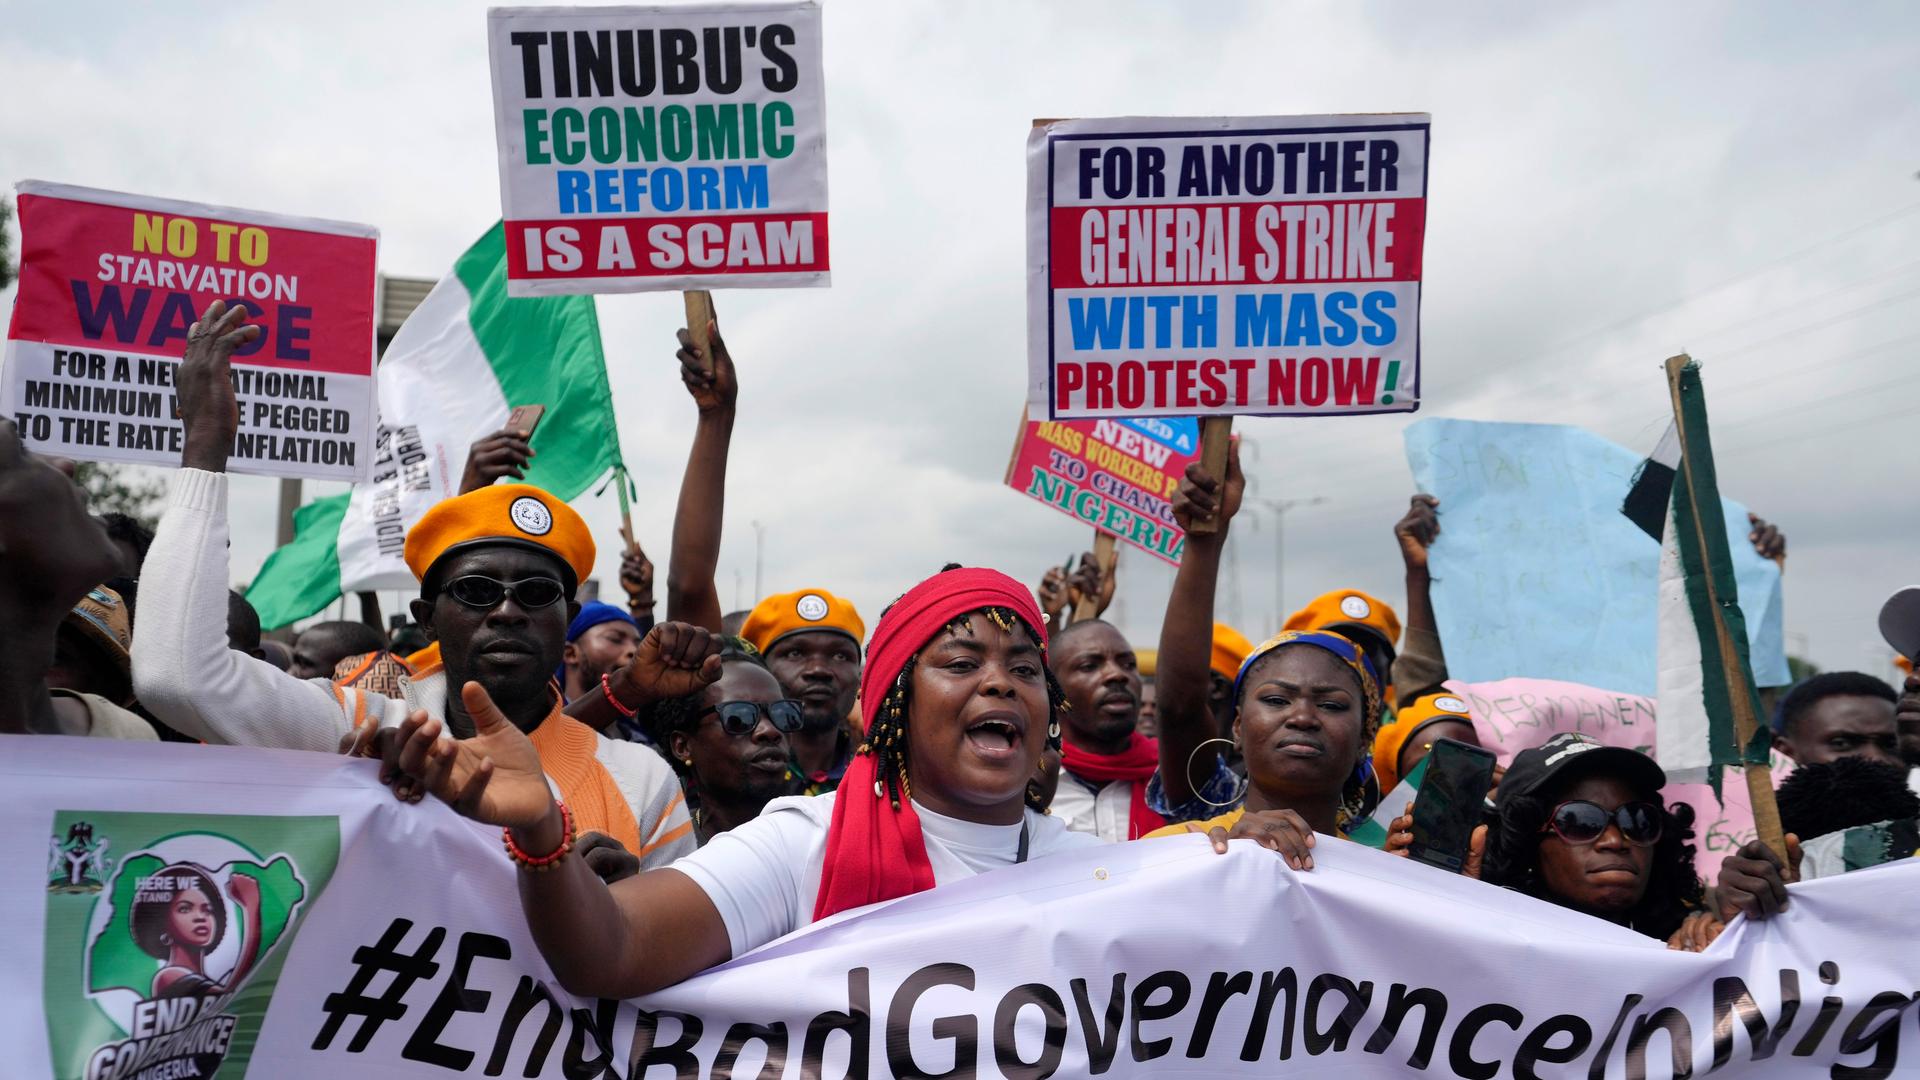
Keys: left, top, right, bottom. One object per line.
{"left": 664, "top": 321, "right": 737, "bottom": 632}
{"left": 132, "top": 301, "right": 358, "bottom": 750}
{"left": 1155, "top": 439, "right": 1244, "bottom": 808}
{"left": 1392, "top": 494, "right": 1449, "bottom": 708}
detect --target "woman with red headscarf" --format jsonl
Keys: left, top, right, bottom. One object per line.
{"left": 379, "top": 565, "right": 1318, "bottom": 996}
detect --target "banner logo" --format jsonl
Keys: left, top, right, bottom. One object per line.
{"left": 42, "top": 811, "right": 340, "bottom": 1080}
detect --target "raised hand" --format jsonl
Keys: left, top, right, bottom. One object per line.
{"left": 1036, "top": 564, "right": 1070, "bottom": 624}
{"left": 459, "top": 428, "right": 535, "bottom": 494}
{"left": 177, "top": 299, "right": 262, "bottom": 473}
{"left": 624, "top": 622, "right": 725, "bottom": 702}
{"left": 620, "top": 545, "right": 656, "bottom": 617}
{"left": 1395, "top": 494, "right": 1442, "bottom": 575}
{"left": 1747, "top": 513, "right": 1786, "bottom": 565}
{"left": 676, "top": 321, "right": 738, "bottom": 414}
{"left": 1068, "top": 550, "right": 1117, "bottom": 618}
{"left": 1171, "top": 437, "right": 1244, "bottom": 535}
{"left": 225, "top": 871, "right": 261, "bottom": 908}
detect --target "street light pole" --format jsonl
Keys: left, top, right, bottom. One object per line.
{"left": 750, "top": 520, "right": 766, "bottom": 601}
{"left": 1248, "top": 495, "right": 1329, "bottom": 628}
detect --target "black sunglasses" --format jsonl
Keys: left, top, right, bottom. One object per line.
{"left": 1545, "top": 800, "right": 1663, "bottom": 847}
{"left": 443, "top": 575, "right": 566, "bottom": 611}
{"left": 698, "top": 700, "right": 805, "bottom": 736}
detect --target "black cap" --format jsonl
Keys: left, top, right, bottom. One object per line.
{"left": 1498, "top": 732, "right": 1666, "bottom": 807}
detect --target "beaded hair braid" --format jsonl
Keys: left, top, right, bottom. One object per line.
{"left": 860, "top": 606, "right": 1069, "bottom": 814}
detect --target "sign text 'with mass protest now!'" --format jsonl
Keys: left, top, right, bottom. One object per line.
{"left": 1028, "top": 114, "right": 1429, "bottom": 420}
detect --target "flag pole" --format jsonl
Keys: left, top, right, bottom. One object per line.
{"left": 1663, "top": 354, "right": 1786, "bottom": 860}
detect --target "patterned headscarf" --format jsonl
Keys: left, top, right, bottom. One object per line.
{"left": 1232, "top": 629, "right": 1384, "bottom": 829}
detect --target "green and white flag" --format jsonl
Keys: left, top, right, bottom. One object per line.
{"left": 1654, "top": 360, "right": 1771, "bottom": 789}
{"left": 245, "top": 224, "right": 622, "bottom": 628}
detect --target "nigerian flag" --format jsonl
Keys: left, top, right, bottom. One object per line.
{"left": 245, "top": 224, "right": 622, "bottom": 628}
{"left": 1653, "top": 359, "right": 1771, "bottom": 790}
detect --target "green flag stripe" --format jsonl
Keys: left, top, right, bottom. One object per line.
{"left": 453, "top": 224, "right": 622, "bottom": 500}
{"left": 1672, "top": 362, "right": 1771, "bottom": 768}
{"left": 244, "top": 493, "right": 351, "bottom": 628}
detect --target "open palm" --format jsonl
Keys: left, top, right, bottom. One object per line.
{"left": 408, "top": 683, "right": 554, "bottom": 829}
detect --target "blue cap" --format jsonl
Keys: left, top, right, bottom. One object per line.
{"left": 567, "top": 601, "right": 637, "bottom": 643}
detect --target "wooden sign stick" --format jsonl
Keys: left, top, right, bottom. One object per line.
{"left": 1187, "top": 416, "right": 1234, "bottom": 535}
{"left": 683, "top": 290, "right": 716, "bottom": 376}
{"left": 1073, "top": 531, "right": 1118, "bottom": 623}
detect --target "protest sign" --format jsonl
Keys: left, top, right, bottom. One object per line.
{"left": 488, "top": 3, "right": 830, "bottom": 296}
{"left": 1004, "top": 410, "right": 1198, "bottom": 564}
{"left": 7, "top": 738, "right": 1917, "bottom": 1080}
{"left": 1404, "top": 418, "right": 1789, "bottom": 696}
{"left": 2, "top": 182, "right": 378, "bottom": 482}
{"left": 1027, "top": 114, "right": 1429, "bottom": 420}
{"left": 1443, "top": 677, "right": 1791, "bottom": 880}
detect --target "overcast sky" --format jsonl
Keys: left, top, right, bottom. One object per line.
{"left": 4, "top": 1, "right": 1915, "bottom": 680}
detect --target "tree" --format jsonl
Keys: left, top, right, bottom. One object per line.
{"left": 0, "top": 197, "right": 14, "bottom": 290}
{"left": 74, "top": 461, "right": 167, "bottom": 530}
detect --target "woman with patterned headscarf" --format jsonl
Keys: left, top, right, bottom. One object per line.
{"left": 1145, "top": 441, "right": 1382, "bottom": 855}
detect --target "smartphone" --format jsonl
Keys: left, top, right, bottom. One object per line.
{"left": 506, "top": 404, "right": 546, "bottom": 440}
{"left": 1408, "top": 738, "right": 1498, "bottom": 873}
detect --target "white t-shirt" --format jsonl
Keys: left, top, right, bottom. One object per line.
{"left": 672, "top": 790, "right": 1103, "bottom": 958}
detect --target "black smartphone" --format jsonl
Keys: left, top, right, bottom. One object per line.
{"left": 1408, "top": 738, "right": 1498, "bottom": 873}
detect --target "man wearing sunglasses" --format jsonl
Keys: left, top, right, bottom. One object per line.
{"left": 134, "top": 301, "right": 697, "bottom": 870}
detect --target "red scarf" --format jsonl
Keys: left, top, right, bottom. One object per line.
{"left": 813, "top": 568, "right": 1046, "bottom": 922}
{"left": 1060, "top": 733, "right": 1165, "bottom": 839}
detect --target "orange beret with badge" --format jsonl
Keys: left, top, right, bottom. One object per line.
{"left": 404, "top": 484, "right": 596, "bottom": 594}
{"left": 1372, "top": 692, "right": 1476, "bottom": 792}
{"left": 740, "top": 588, "right": 866, "bottom": 654}
{"left": 1285, "top": 589, "right": 1402, "bottom": 657}
{"left": 1211, "top": 622, "right": 1253, "bottom": 682}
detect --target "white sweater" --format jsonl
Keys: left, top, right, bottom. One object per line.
{"left": 132, "top": 468, "right": 694, "bottom": 868}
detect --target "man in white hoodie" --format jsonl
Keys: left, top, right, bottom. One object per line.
{"left": 132, "top": 300, "right": 702, "bottom": 867}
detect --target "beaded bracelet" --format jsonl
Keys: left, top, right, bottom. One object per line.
{"left": 503, "top": 800, "right": 575, "bottom": 871}
{"left": 600, "top": 672, "right": 639, "bottom": 719}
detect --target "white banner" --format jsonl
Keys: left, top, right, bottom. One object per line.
{"left": 9, "top": 736, "right": 1917, "bottom": 1079}
{"left": 488, "top": 3, "right": 831, "bottom": 295}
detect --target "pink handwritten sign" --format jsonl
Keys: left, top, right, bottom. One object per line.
{"left": 1443, "top": 677, "right": 1788, "bottom": 879}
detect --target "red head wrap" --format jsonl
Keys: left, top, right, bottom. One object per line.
{"left": 813, "top": 568, "right": 1047, "bottom": 922}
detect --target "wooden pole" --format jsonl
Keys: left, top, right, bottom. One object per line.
{"left": 1663, "top": 354, "right": 1786, "bottom": 860}
{"left": 1072, "top": 531, "right": 1118, "bottom": 623}
{"left": 683, "top": 290, "right": 716, "bottom": 376}
{"left": 1186, "top": 416, "right": 1234, "bottom": 535}
{"left": 613, "top": 464, "right": 639, "bottom": 556}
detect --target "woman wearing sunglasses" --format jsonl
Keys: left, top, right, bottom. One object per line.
{"left": 649, "top": 639, "right": 804, "bottom": 845}
{"left": 1389, "top": 732, "right": 1725, "bottom": 948}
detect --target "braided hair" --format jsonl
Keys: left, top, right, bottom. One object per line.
{"left": 864, "top": 565, "right": 1069, "bottom": 814}
{"left": 1480, "top": 786, "right": 1704, "bottom": 941}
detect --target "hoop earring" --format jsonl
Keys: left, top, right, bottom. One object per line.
{"left": 159, "top": 932, "right": 172, "bottom": 947}
{"left": 1185, "top": 736, "right": 1247, "bottom": 810}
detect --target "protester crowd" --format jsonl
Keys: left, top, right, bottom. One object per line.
{"left": 8, "top": 297, "right": 1918, "bottom": 1001}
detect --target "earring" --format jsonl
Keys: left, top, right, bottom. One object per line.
{"left": 1186, "top": 736, "right": 1248, "bottom": 810}
{"left": 159, "top": 932, "right": 172, "bottom": 946}
{"left": 680, "top": 757, "right": 693, "bottom": 766}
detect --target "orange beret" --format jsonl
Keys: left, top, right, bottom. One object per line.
{"left": 740, "top": 588, "right": 866, "bottom": 654}
{"left": 1372, "top": 692, "right": 1475, "bottom": 793}
{"left": 403, "top": 484, "right": 595, "bottom": 594}
{"left": 1134, "top": 647, "right": 1158, "bottom": 678}
{"left": 1285, "top": 589, "right": 1402, "bottom": 653}
{"left": 1211, "top": 623, "right": 1253, "bottom": 682}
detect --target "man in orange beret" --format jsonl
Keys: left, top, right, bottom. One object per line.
{"left": 134, "top": 300, "right": 699, "bottom": 869}
{"left": 740, "top": 588, "right": 865, "bottom": 793}
{"left": 1284, "top": 589, "right": 1401, "bottom": 701}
